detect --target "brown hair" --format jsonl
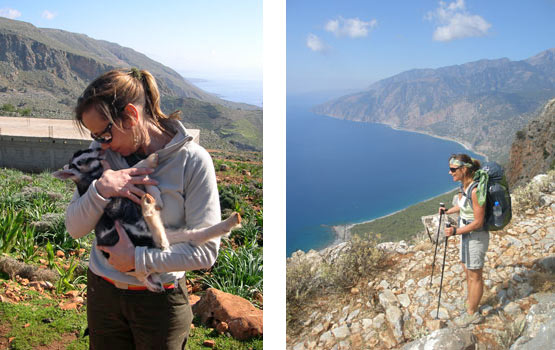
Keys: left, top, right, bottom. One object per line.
{"left": 74, "top": 68, "right": 180, "bottom": 134}
{"left": 449, "top": 153, "right": 481, "bottom": 177}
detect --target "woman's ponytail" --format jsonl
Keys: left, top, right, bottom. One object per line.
{"left": 471, "top": 158, "right": 481, "bottom": 173}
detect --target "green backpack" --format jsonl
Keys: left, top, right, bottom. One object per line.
{"left": 464, "top": 162, "right": 512, "bottom": 231}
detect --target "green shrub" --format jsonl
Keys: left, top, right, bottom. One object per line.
{"left": 0, "top": 209, "right": 27, "bottom": 254}
{"left": 229, "top": 210, "right": 262, "bottom": 247}
{"left": 18, "top": 108, "right": 32, "bottom": 116}
{"left": 1, "top": 103, "right": 15, "bottom": 112}
{"left": 201, "top": 244, "right": 263, "bottom": 302}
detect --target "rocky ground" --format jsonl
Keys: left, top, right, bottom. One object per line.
{"left": 287, "top": 174, "right": 554, "bottom": 350}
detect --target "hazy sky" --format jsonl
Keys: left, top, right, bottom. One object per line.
{"left": 287, "top": 0, "right": 555, "bottom": 94}
{"left": 0, "top": 0, "right": 262, "bottom": 81}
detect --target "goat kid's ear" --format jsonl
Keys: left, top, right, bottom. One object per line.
{"left": 52, "top": 169, "right": 78, "bottom": 181}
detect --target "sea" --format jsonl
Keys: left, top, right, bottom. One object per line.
{"left": 193, "top": 78, "right": 262, "bottom": 107}
{"left": 286, "top": 93, "right": 483, "bottom": 257}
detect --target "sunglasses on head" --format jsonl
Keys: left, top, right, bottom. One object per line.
{"left": 449, "top": 167, "right": 461, "bottom": 173}
{"left": 90, "top": 122, "right": 113, "bottom": 144}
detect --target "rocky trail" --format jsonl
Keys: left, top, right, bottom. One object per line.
{"left": 288, "top": 175, "right": 554, "bottom": 350}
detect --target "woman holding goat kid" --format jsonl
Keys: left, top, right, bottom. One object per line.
{"left": 65, "top": 68, "right": 222, "bottom": 349}
{"left": 441, "top": 153, "right": 489, "bottom": 327}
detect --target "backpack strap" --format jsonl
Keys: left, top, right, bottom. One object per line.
{"left": 463, "top": 181, "right": 479, "bottom": 208}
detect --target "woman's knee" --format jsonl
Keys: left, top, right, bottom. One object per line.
{"left": 466, "top": 268, "right": 483, "bottom": 283}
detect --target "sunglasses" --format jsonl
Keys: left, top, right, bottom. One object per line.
{"left": 90, "top": 122, "right": 113, "bottom": 144}
{"left": 449, "top": 167, "right": 461, "bottom": 173}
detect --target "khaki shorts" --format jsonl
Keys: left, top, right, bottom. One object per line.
{"left": 460, "top": 230, "right": 489, "bottom": 269}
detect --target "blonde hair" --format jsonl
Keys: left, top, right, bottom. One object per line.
{"left": 75, "top": 68, "right": 180, "bottom": 134}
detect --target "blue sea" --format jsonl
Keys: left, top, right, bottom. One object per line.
{"left": 193, "top": 79, "right": 262, "bottom": 107}
{"left": 286, "top": 94, "right": 482, "bottom": 257}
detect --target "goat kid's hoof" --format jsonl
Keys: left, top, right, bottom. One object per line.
{"left": 228, "top": 212, "right": 242, "bottom": 227}
{"left": 141, "top": 193, "right": 155, "bottom": 205}
{"left": 140, "top": 194, "right": 158, "bottom": 215}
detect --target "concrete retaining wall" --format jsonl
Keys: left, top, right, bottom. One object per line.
{"left": 0, "top": 135, "right": 92, "bottom": 173}
{"left": 0, "top": 116, "right": 201, "bottom": 173}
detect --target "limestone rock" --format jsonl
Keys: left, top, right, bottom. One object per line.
{"left": 385, "top": 305, "right": 404, "bottom": 342}
{"left": 331, "top": 325, "right": 350, "bottom": 340}
{"left": 379, "top": 289, "right": 399, "bottom": 309}
{"left": 425, "top": 319, "right": 446, "bottom": 331}
{"left": 401, "top": 328, "right": 476, "bottom": 350}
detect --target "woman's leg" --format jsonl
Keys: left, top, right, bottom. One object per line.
{"left": 463, "top": 264, "right": 469, "bottom": 308}
{"left": 466, "top": 268, "right": 484, "bottom": 315}
{"left": 127, "top": 278, "right": 193, "bottom": 350}
{"left": 87, "top": 270, "right": 135, "bottom": 350}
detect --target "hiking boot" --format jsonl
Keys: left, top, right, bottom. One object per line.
{"left": 454, "top": 312, "right": 483, "bottom": 327}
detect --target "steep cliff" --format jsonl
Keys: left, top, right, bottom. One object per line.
{"left": 507, "top": 99, "right": 555, "bottom": 187}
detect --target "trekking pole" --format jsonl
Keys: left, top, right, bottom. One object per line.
{"left": 436, "top": 222, "right": 451, "bottom": 320}
{"left": 430, "top": 203, "right": 445, "bottom": 288}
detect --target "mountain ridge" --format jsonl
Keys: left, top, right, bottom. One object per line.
{"left": 315, "top": 48, "right": 555, "bottom": 162}
{"left": 0, "top": 17, "right": 262, "bottom": 151}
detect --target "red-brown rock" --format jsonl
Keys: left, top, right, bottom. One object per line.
{"left": 192, "top": 288, "right": 262, "bottom": 340}
{"left": 189, "top": 294, "right": 201, "bottom": 307}
{"left": 202, "top": 340, "right": 215, "bottom": 348}
{"left": 215, "top": 321, "right": 229, "bottom": 334}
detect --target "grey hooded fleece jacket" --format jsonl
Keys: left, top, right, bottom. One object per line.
{"left": 65, "top": 120, "right": 221, "bottom": 285}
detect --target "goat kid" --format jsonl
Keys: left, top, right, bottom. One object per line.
{"left": 53, "top": 148, "right": 241, "bottom": 292}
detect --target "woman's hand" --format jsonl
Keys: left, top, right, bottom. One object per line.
{"left": 97, "top": 220, "right": 136, "bottom": 272}
{"left": 445, "top": 225, "right": 457, "bottom": 237}
{"left": 95, "top": 160, "right": 158, "bottom": 205}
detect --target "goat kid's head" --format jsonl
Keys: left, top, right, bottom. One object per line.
{"left": 52, "top": 148, "right": 105, "bottom": 184}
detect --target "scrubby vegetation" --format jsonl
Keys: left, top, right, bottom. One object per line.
{"left": 511, "top": 170, "right": 555, "bottom": 216}
{"left": 0, "top": 103, "right": 32, "bottom": 117}
{"left": 287, "top": 233, "right": 384, "bottom": 331}
{"left": 0, "top": 150, "right": 262, "bottom": 349}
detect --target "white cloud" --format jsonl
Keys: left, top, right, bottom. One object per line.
{"left": 0, "top": 8, "right": 21, "bottom": 19}
{"left": 426, "top": 0, "right": 491, "bottom": 41}
{"left": 324, "top": 16, "right": 377, "bottom": 38}
{"left": 306, "top": 33, "right": 326, "bottom": 52}
{"left": 42, "top": 10, "right": 57, "bottom": 20}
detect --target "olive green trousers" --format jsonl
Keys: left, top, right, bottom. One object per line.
{"left": 87, "top": 269, "right": 193, "bottom": 350}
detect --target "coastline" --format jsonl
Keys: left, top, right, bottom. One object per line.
{"left": 328, "top": 187, "right": 458, "bottom": 252}
{"left": 387, "top": 123, "right": 489, "bottom": 161}
{"left": 306, "top": 112, "right": 486, "bottom": 255}
{"left": 321, "top": 112, "right": 489, "bottom": 161}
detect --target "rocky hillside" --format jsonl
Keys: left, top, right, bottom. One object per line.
{"left": 314, "top": 48, "right": 555, "bottom": 162}
{"left": 507, "top": 98, "right": 555, "bottom": 187}
{"left": 287, "top": 171, "right": 555, "bottom": 349}
{"left": 0, "top": 17, "right": 262, "bottom": 151}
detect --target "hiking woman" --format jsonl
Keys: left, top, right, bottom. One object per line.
{"left": 65, "top": 68, "right": 221, "bottom": 349}
{"left": 441, "top": 153, "right": 489, "bottom": 327}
